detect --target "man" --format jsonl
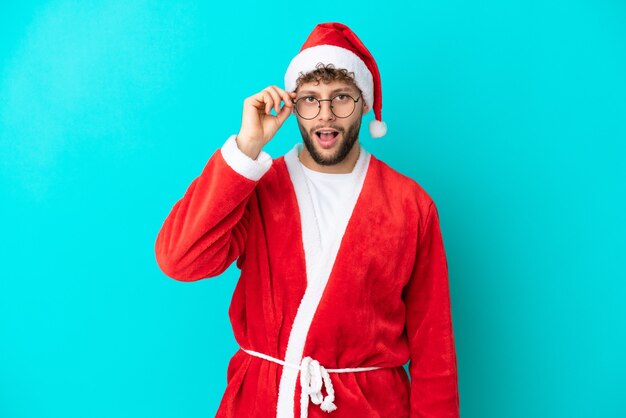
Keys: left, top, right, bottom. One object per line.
{"left": 155, "top": 22, "right": 460, "bottom": 418}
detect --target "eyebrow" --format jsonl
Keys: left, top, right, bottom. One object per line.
{"left": 298, "top": 88, "right": 355, "bottom": 95}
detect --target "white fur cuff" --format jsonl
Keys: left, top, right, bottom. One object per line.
{"left": 220, "top": 134, "right": 273, "bottom": 181}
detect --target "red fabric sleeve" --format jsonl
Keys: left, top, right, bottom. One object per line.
{"left": 154, "top": 148, "right": 260, "bottom": 281}
{"left": 403, "top": 201, "right": 460, "bottom": 417}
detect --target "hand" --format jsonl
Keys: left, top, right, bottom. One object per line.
{"left": 236, "top": 86, "right": 297, "bottom": 159}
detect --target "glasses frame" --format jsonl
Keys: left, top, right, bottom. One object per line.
{"left": 292, "top": 94, "right": 362, "bottom": 120}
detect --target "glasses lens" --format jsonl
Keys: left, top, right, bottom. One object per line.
{"left": 296, "top": 97, "right": 320, "bottom": 119}
{"left": 331, "top": 95, "right": 356, "bottom": 118}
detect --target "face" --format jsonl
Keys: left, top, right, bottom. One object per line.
{"left": 294, "top": 80, "right": 367, "bottom": 167}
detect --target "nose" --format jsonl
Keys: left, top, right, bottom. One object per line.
{"left": 317, "top": 100, "right": 335, "bottom": 121}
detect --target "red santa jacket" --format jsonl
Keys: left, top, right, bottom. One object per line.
{"left": 155, "top": 134, "right": 460, "bottom": 418}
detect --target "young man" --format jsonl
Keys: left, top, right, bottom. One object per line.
{"left": 155, "top": 22, "right": 460, "bottom": 418}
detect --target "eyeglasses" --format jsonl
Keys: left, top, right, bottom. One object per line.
{"left": 292, "top": 94, "right": 361, "bottom": 120}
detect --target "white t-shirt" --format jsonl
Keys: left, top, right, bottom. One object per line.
{"left": 299, "top": 160, "right": 358, "bottom": 253}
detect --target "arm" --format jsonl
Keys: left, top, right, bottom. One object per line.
{"left": 403, "top": 201, "right": 460, "bottom": 417}
{"left": 154, "top": 134, "right": 272, "bottom": 281}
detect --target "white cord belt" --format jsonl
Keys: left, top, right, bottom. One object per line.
{"left": 241, "top": 348, "right": 384, "bottom": 418}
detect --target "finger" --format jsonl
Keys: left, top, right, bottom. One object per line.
{"left": 275, "top": 102, "right": 292, "bottom": 125}
{"left": 274, "top": 85, "right": 295, "bottom": 98}
{"left": 271, "top": 85, "right": 294, "bottom": 108}
{"left": 249, "top": 92, "right": 270, "bottom": 114}
{"left": 265, "top": 87, "right": 282, "bottom": 114}
{"left": 261, "top": 91, "right": 274, "bottom": 115}
{"left": 284, "top": 89, "right": 296, "bottom": 105}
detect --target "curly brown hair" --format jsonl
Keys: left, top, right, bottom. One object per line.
{"left": 294, "top": 62, "right": 362, "bottom": 94}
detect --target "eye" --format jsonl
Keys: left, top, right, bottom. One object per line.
{"left": 335, "top": 94, "right": 349, "bottom": 101}
{"left": 303, "top": 96, "right": 317, "bottom": 103}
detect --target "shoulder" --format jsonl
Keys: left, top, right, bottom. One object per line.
{"left": 370, "top": 154, "right": 435, "bottom": 211}
{"left": 254, "top": 154, "right": 291, "bottom": 194}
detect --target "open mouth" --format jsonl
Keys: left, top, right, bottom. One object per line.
{"left": 315, "top": 130, "right": 340, "bottom": 141}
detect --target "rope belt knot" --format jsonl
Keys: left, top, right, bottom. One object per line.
{"left": 241, "top": 348, "right": 385, "bottom": 418}
{"left": 300, "top": 356, "right": 337, "bottom": 413}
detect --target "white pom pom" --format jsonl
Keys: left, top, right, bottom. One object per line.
{"left": 369, "top": 119, "right": 387, "bottom": 138}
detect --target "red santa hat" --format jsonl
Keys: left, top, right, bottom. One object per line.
{"left": 284, "top": 22, "right": 387, "bottom": 138}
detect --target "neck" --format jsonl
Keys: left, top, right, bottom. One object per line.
{"left": 298, "top": 142, "right": 361, "bottom": 174}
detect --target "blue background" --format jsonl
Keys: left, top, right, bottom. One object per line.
{"left": 1, "top": 1, "right": 625, "bottom": 417}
